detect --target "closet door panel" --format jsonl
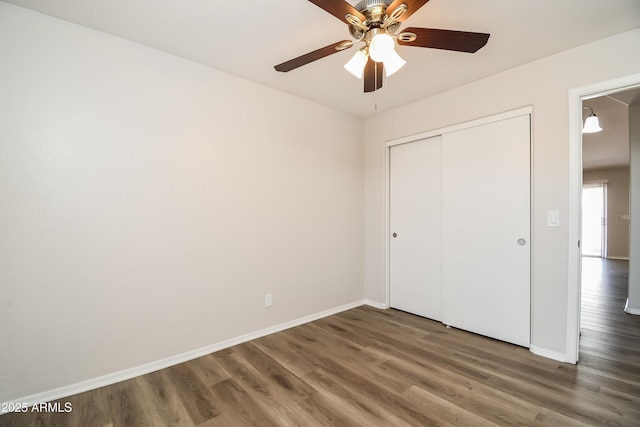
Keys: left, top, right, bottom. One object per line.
{"left": 442, "top": 115, "right": 531, "bottom": 347}
{"left": 390, "top": 136, "right": 442, "bottom": 320}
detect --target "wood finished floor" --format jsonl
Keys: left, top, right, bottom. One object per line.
{"left": 2, "top": 258, "right": 639, "bottom": 426}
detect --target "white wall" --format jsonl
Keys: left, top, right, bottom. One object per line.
{"left": 364, "top": 28, "right": 640, "bottom": 358}
{"left": 0, "top": 3, "right": 364, "bottom": 402}
{"left": 629, "top": 102, "right": 640, "bottom": 312}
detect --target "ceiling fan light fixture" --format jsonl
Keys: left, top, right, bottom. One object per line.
{"left": 583, "top": 106, "right": 602, "bottom": 133}
{"left": 369, "top": 32, "right": 395, "bottom": 62}
{"left": 344, "top": 48, "right": 368, "bottom": 79}
{"left": 382, "top": 49, "right": 406, "bottom": 76}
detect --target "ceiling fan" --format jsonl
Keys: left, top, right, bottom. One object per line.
{"left": 274, "top": 0, "right": 490, "bottom": 93}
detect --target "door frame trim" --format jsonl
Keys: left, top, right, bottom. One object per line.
{"left": 386, "top": 106, "right": 533, "bottom": 148}
{"left": 384, "top": 106, "right": 533, "bottom": 312}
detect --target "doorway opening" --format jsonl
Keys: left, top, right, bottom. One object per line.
{"left": 567, "top": 73, "right": 640, "bottom": 363}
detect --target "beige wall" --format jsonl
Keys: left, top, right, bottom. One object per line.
{"left": 0, "top": 4, "right": 364, "bottom": 402}
{"left": 364, "top": 28, "right": 640, "bottom": 358}
{"left": 583, "top": 167, "right": 630, "bottom": 259}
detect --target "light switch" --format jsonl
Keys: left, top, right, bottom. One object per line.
{"left": 547, "top": 211, "right": 560, "bottom": 227}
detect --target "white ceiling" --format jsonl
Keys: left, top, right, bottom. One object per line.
{"left": 582, "top": 91, "right": 637, "bottom": 171}
{"left": 3, "top": 0, "right": 640, "bottom": 117}
{"left": 608, "top": 87, "right": 640, "bottom": 106}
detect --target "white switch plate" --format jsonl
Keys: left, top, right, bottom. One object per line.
{"left": 265, "top": 294, "right": 272, "bottom": 307}
{"left": 547, "top": 211, "right": 560, "bottom": 227}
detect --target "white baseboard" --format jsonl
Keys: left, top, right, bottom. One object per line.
{"left": 4, "top": 299, "right": 367, "bottom": 409}
{"left": 364, "top": 299, "right": 389, "bottom": 309}
{"left": 606, "top": 256, "right": 630, "bottom": 260}
{"left": 529, "top": 346, "right": 567, "bottom": 363}
{"left": 624, "top": 298, "right": 640, "bottom": 315}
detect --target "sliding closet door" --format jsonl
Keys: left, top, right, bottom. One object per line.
{"left": 390, "top": 136, "right": 442, "bottom": 320}
{"left": 442, "top": 115, "right": 531, "bottom": 347}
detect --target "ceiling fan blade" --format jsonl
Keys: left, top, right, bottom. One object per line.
{"left": 307, "top": 0, "right": 366, "bottom": 25}
{"left": 398, "top": 27, "right": 490, "bottom": 53}
{"left": 274, "top": 40, "right": 352, "bottom": 72}
{"left": 363, "top": 57, "right": 384, "bottom": 93}
{"left": 386, "top": 0, "right": 431, "bottom": 22}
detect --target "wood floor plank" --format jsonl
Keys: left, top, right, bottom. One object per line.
{"left": 135, "top": 370, "right": 194, "bottom": 427}
{"left": 213, "top": 350, "right": 320, "bottom": 426}
{"left": 282, "top": 324, "right": 410, "bottom": 396}
{"left": 556, "top": 362, "right": 640, "bottom": 398}
{"left": 70, "top": 388, "right": 111, "bottom": 427}
{"left": 285, "top": 343, "right": 446, "bottom": 426}
{"left": 197, "top": 411, "right": 254, "bottom": 427}
{"left": 231, "top": 342, "right": 317, "bottom": 402}
{"left": 105, "top": 384, "right": 163, "bottom": 427}
{"left": 530, "top": 407, "right": 593, "bottom": 427}
{"left": 251, "top": 332, "right": 316, "bottom": 378}
{"left": 164, "top": 362, "right": 220, "bottom": 425}
{"left": 183, "top": 354, "right": 231, "bottom": 389}
{"left": 597, "top": 385, "right": 640, "bottom": 419}
{"left": 302, "top": 366, "right": 411, "bottom": 426}
{"left": 378, "top": 352, "right": 540, "bottom": 425}
{"left": 208, "top": 378, "right": 279, "bottom": 427}
{"left": 403, "top": 385, "right": 500, "bottom": 427}
{"left": 286, "top": 322, "right": 389, "bottom": 368}
{"left": 297, "top": 392, "right": 379, "bottom": 427}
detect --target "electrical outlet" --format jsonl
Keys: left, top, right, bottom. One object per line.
{"left": 265, "top": 294, "right": 272, "bottom": 307}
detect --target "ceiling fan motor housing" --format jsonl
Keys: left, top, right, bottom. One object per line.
{"left": 349, "top": 0, "right": 399, "bottom": 39}
{"left": 356, "top": 0, "right": 393, "bottom": 23}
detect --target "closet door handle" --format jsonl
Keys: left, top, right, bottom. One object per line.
{"left": 392, "top": 233, "right": 398, "bottom": 238}
{"left": 517, "top": 238, "right": 526, "bottom": 246}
